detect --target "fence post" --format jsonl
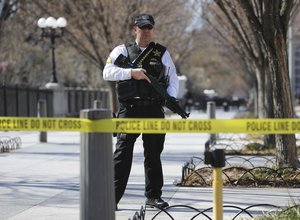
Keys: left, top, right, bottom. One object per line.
{"left": 207, "top": 101, "right": 216, "bottom": 143}
{"left": 80, "top": 108, "right": 115, "bottom": 220}
{"left": 38, "top": 99, "right": 47, "bottom": 142}
{"left": 93, "top": 100, "right": 102, "bottom": 109}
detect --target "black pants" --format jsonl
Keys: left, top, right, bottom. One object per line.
{"left": 114, "top": 103, "right": 165, "bottom": 204}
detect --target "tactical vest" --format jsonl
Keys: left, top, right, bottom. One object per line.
{"left": 116, "top": 42, "right": 167, "bottom": 102}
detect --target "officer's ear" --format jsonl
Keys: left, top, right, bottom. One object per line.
{"left": 133, "top": 26, "right": 137, "bottom": 31}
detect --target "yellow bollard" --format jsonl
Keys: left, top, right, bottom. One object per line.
{"left": 204, "top": 147, "right": 225, "bottom": 220}
{"left": 213, "top": 167, "right": 223, "bottom": 220}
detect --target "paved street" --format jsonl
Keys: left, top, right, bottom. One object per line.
{"left": 0, "top": 109, "right": 299, "bottom": 220}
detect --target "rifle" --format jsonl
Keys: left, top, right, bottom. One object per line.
{"left": 114, "top": 54, "right": 190, "bottom": 119}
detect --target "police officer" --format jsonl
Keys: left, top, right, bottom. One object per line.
{"left": 103, "top": 13, "right": 179, "bottom": 209}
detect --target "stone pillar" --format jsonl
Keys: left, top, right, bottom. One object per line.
{"left": 45, "top": 83, "right": 67, "bottom": 117}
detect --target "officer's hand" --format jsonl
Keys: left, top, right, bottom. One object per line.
{"left": 131, "top": 68, "right": 151, "bottom": 83}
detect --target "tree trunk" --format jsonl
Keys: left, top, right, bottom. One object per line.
{"left": 255, "top": 67, "right": 265, "bottom": 119}
{"left": 214, "top": 0, "right": 300, "bottom": 168}
{"left": 268, "top": 32, "right": 298, "bottom": 168}
{"left": 276, "top": 134, "right": 298, "bottom": 168}
{"left": 264, "top": 67, "right": 276, "bottom": 148}
{"left": 255, "top": 64, "right": 276, "bottom": 149}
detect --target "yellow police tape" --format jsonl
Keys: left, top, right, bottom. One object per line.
{"left": 1, "top": 117, "right": 300, "bottom": 134}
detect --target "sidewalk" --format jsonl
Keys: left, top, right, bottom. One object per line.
{"left": 0, "top": 110, "right": 299, "bottom": 220}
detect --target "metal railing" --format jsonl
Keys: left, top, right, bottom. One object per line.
{"left": 0, "top": 85, "right": 109, "bottom": 117}
{"left": 0, "top": 136, "right": 21, "bottom": 152}
{"left": 129, "top": 204, "right": 281, "bottom": 220}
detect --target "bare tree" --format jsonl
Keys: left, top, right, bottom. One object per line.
{"left": 203, "top": 1, "right": 271, "bottom": 118}
{"left": 181, "top": 27, "right": 253, "bottom": 98}
{"left": 18, "top": 0, "right": 199, "bottom": 112}
{"left": 202, "top": 1, "right": 277, "bottom": 155}
{"left": 204, "top": 0, "right": 299, "bottom": 168}
{"left": 238, "top": 0, "right": 300, "bottom": 168}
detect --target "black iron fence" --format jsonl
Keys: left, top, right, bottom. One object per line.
{"left": 0, "top": 85, "right": 109, "bottom": 117}
{"left": 64, "top": 87, "right": 110, "bottom": 117}
{"left": 129, "top": 204, "right": 281, "bottom": 220}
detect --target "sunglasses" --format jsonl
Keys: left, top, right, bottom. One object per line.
{"left": 139, "top": 25, "right": 153, "bottom": 30}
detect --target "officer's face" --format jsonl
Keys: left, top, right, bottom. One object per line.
{"left": 135, "top": 25, "right": 154, "bottom": 45}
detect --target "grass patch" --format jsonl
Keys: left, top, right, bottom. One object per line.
{"left": 254, "top": 205, "right": 300, "bottom": 220}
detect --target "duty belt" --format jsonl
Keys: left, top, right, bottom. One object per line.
{"left": 124, "top": 98, "right": 162, "bottom": 107}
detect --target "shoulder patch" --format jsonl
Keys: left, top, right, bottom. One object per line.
{"left": 106, "top": 56, "right": 112, "bottom": 64}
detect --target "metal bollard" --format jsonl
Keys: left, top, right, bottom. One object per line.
{"left": 204, "top": 148, "right": 225, "bottom": 220}
{"left": 38, "top": 99, "right": 47, "bottom": 142}
{"left": 207, "top": 101, "right": 216, "bottom": 143}
{"left": 212, "top": 149, "right": 225, "bottom": 220}
{"left": 80, "top": 108, "right": 115, "bottom": 220}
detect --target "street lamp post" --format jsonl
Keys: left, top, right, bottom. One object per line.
{"left": 37, "top": 17, "right": 67, "bottom": 85}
